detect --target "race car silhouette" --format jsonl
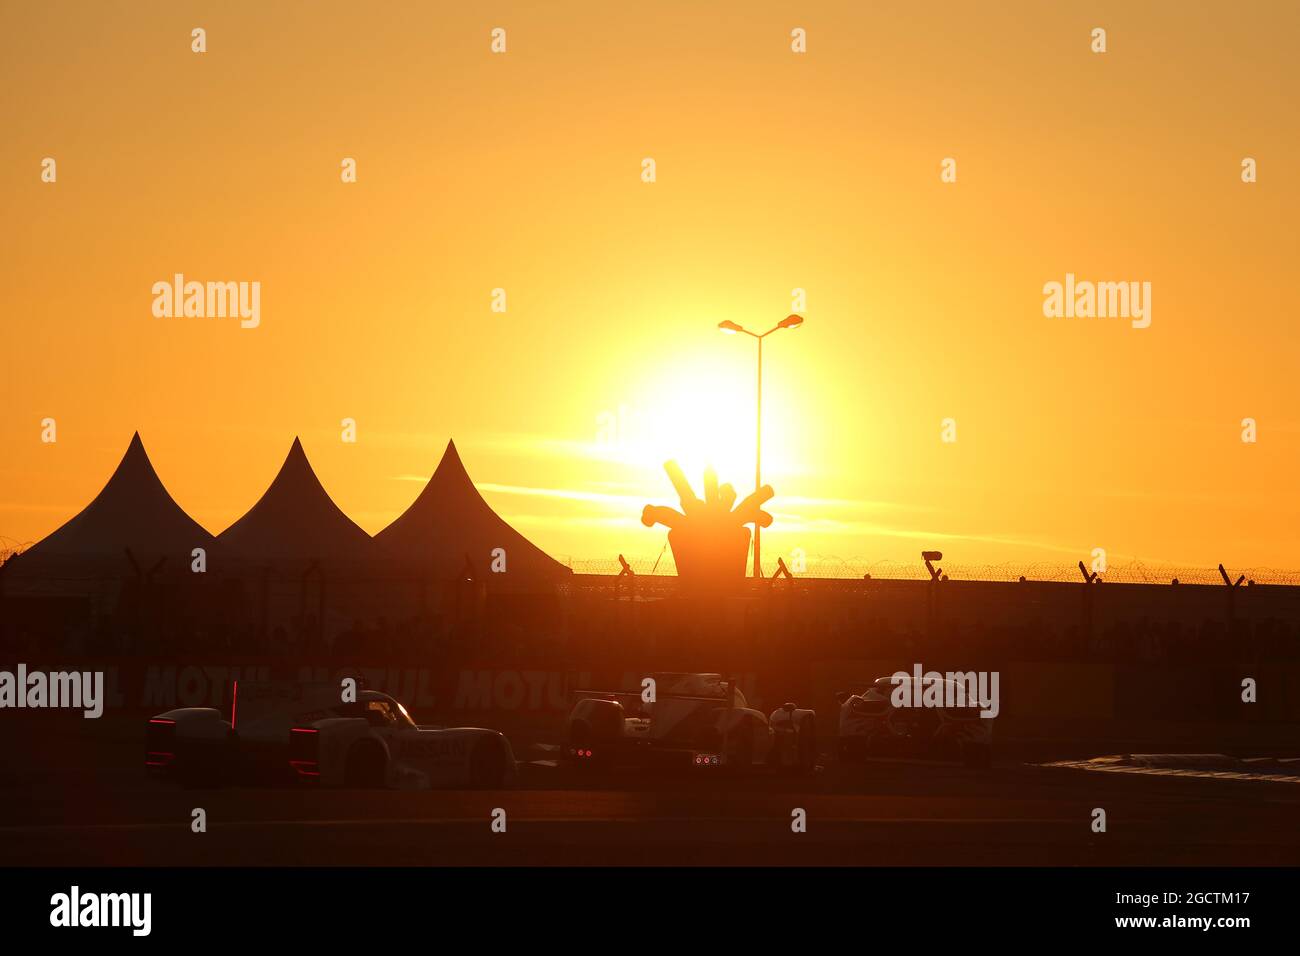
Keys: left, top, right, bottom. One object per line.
{"left": 836, "top": 675, "right": 993, "bottom": 768}
{"left": 145, "top": 681, "right": 516, "bottom": 789}
{"left": 563, "top": 672, "right": 817, "bottom": 775}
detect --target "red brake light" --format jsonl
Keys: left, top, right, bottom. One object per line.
{"left": 289, "top": 727, "right": 320, "bottom": 778}
{"left": 146, "top": 718, "right": 176, "bottom": 769}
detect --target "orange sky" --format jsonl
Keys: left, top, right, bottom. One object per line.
{"left": 2, "top": 2, "right": 1297, "bottom": 574}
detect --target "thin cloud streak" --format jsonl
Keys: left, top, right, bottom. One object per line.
{"left": 456, "top": 481, "right": 923, "bottom": 516}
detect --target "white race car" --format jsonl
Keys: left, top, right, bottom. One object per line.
{"left": 836, "top": 676, "right": 993, "bottom": 768}
{"left": 146, "top": 682, "right": 516, "bottom": 789}
{"left": 564, "top": 672, "right": 817, "bottom": 775}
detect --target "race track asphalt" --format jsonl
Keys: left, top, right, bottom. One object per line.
{"left": 2, "top": 758, "right": 1296, "bottom": 866}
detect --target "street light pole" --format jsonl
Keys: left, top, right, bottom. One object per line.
{"left": 718, "top": 314, "right": 804, "bottom": 578}
{"left": 754, "top": 334, "right": 764, "bottom": 578}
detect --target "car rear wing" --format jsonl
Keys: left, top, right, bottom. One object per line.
{"left": 569, "top": 679, "right": 738, "bottom": 705}
{"left": 834, "top": 681, "right": 884, "bottom": 702}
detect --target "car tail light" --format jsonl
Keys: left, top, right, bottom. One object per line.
{"left": 289, "top": 727, "right": 320, "bottom": 778}
{"left": 145, "top": 718, "right": 176, "bottom": 768}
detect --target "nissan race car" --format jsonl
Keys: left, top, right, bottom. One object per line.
{"left": 145, "top": 681, "right": 517, "bottom": 789}
{"left": 562, "top": 672, "right": 817, "bottom": 776}
{"left": 836, "top": 676, "right": 993, "bottom": 768}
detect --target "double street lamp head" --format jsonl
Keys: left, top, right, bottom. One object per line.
{"left": 717, "top": 315, "right": 805, "bottom": 337}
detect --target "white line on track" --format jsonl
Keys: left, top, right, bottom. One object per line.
{"left": 0, "top": 816, "right": 1082, "bottom": 833}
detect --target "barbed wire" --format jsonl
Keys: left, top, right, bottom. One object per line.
{"left": 0, "top": 537, "right": 33, "bottom": 566}
{"left": 564, "top": 556, "right": 1300, "bottom": 586}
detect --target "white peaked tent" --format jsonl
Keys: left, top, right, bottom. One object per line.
{"left": 217, "top": 437, "right": 372, "bottom": 566}
{"left": 10, "top": 432, "right": 215, "bottom": 577}
{"left": 374, "top": 440, "right": 571, "bottom": 587}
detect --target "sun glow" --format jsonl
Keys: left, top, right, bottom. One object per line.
{"left": 594, "top": 348, "right": 807, "bottom": 501}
